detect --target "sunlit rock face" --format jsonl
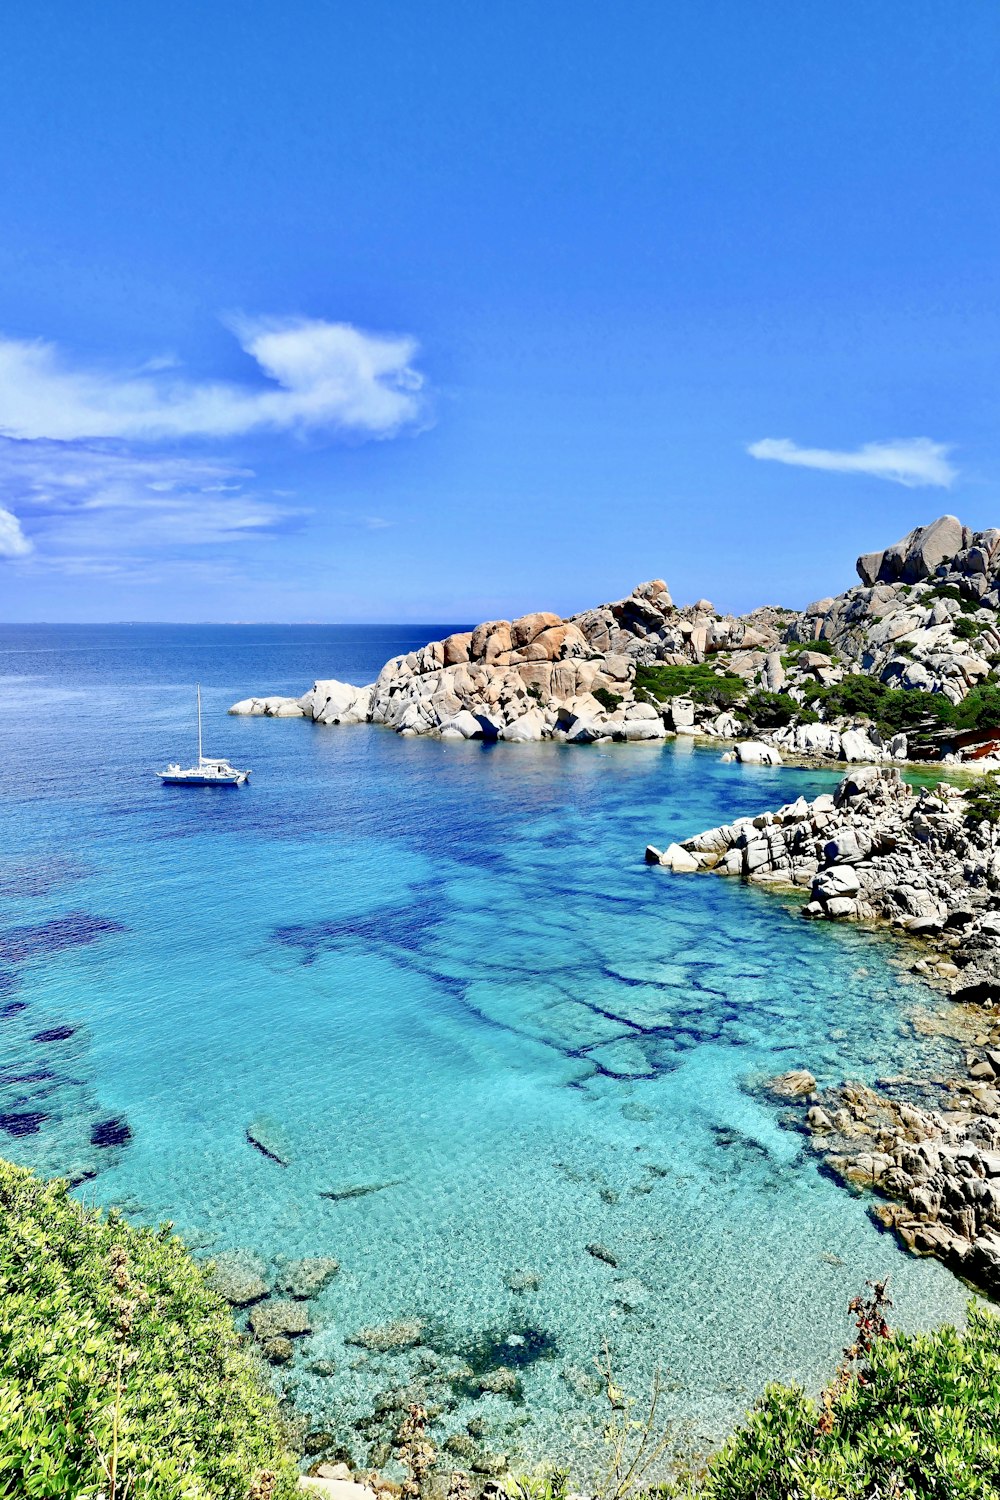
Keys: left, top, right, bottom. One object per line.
{"left": 232, "top": 515, "right": 1000, "bottom": 746}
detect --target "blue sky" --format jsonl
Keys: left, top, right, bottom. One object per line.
{"left": 0, "top": 2, "right": 998, "bottom": 622}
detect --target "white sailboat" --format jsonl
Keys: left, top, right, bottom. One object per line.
{"left": 158, "top": 685, "right": 250, "bottom": 786}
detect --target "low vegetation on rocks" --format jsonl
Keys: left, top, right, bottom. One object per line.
{"left": 0, "top": 1157, "right": 297, "bottom": 1500}
{"left": 680, "top": 1291, "right": 1000, "bottom": 1500}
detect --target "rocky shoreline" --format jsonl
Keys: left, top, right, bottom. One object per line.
{"left": 230, "top": 515, "right": 1000, "bottom": 771}
{"left": 651, "top": 763, "right": 1000, "bottom": 1299}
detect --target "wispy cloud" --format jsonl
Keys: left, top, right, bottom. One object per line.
{"left": 0, "top": 317, "right": 428, "bottom": 442}
{"left": 0, "top": 504, "right": 32, "bottom": 557}
{"left": 0, "top": 439, "right": 305, "bottom": 567}
{"left": 747, "top": 436, "right": 957, "bottom": 489}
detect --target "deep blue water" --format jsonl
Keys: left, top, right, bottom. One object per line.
{"left": 0, "top": 624, "right": 972, "bottom": 1476}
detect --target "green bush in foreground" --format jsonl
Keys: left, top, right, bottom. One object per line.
{"left": 684, "top": 1300, "right": 1000, "bottom": 1500}
{"left": 0, "top": 1158, "right": 297, "bottom": 1500}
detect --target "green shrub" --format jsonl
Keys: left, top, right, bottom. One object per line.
{"left": 0, "top": 1158, "right": 297, "bottom": 1500}
{"left": 806, "top": 674, "right": 953, "bottom": 737}
{"left": 952, "top": 680, "right": 1000, "bottom": 733}
{"left": 965, "top": 770, "right": 1000, "bottom": 825}
{"left": 592, "top": 686, "right": 624, "bottom": 713}
{"left": 954, "top": 616, "right": 984, "bottom": 643}
{"left": 781, "top": 638, "right": 836, "bottom": 659}
{"left": 742, "top": 692, "right": 817, "bottom": 729}
{"left": 684, "top": 1302, "right": 1000, "bottom": 1499}
{"left": 634, "top": 663, "right": 745, "bottom": 709}
{"left": 927, "top": 582, "right": 981, "bottom": 615}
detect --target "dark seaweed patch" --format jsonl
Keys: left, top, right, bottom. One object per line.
{"left": 0, "top": 1110, "right": 48, "bottom": 1136}
{"left": 0, "top": 1000, "right": 27, "bottom": 1018}
{"left": 0, "top": 912, "right": 126, "bottom": 965}
{"left": 0, "top": 857, "right": 88, "bottom": 899}
{"left": 32, "top": 1025, "right": 76, "bottom": 1043}
{"left": 90, "top": 1116, "right": 133, "bottom": 1148}
{"left": 428, "top": 1321, "right": 558, "bottom": 1376}
{"left": 272, "top": 902, "right": 438, "bottom": 962}
{"left": 0, "top": 1068, "right": 54, "bottom": 1086}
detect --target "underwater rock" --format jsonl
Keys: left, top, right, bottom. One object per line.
{"left": 31, "top": 1025, "right": 76, "bottom": 1043}
{"left": 585, "top": 1242, "right": 618, "bottom": 1267}
{"left": 765, "top": 1069, "right": 817, "bottom": 1100}
{"left": 471, "top": 1450, "right": 509, "bottom": 1477}
{"left": 90, "top": 1115, "right": 132, "bottom": 1148}
{"left": 246, "top": 1114, "right": 293, "bottom": 1167}
{"left": 0, "top": 1110, "right": 47, "bottom": 1136}
{"left": 476, "top": 1366, "right": 522, "bottom": 1399}
{"left": 262, "top": 1336, "right": 294, "bottom": 1365}
{"left": 504, "top": 1268, "right": 541, "bottom": 1293}
{"left": 276, "top": 1256, "right": 340, "bottom": 1299}
{"left": 249, "top": 1298, "right": 312, "bottom": 1342}
{"left": 444, "top": 1433, "right": 479, "bottom": 1460}
{"left": 560, "top": 1363, "right": 602, "bottom": 1398}
{"left": 614, "top": 1277, "right": 651, "bottom": 1314}
{"left": 318, "top": 1180, "right": 404, "bottom": 1202}
{"left": 206, "top": 1249, "right": 270, "bottom": 1306}
{"left": 303, "top": 1430, "right": 337, "bottom": 1456}
{"left": 0, "top": 913, "right": 126, "bottom": 965}
{"left": 347, "top": 1318, "right": 425, "bottom": 1352}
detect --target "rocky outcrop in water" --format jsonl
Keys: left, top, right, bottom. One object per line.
{"left": 231, "top": 580, "right": 787, "bottom": 742}
{"left": 654, "top": 765, "right": 1000, "bottom": 1003}
{"left": 232, "top": 515, "right": 1000, "bottom": 761}
{"left": 790, "top": 1073, "right": 1000, "bottom": 1299}
{"left": 660, "top": 763, "right": 1000, "bottom": 1295}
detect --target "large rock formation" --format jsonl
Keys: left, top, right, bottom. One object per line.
{"left": 791, "top": 515, "right": 1000, "bottom": 706}
{"left": 658, "top": 764, "right": 1000, "bottom": 1001}
{"left": 231, "top": 516, "right": 1000, "bottom": 756}
{"left": 230, "top": 580, "right": 786, "bottom": 743}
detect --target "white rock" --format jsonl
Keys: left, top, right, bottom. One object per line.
{"left": 228, "top": 698, "right": 258, "bottom": 716}
{"left": 310, "top": 680, "right": 372, "bottom": 725}
{"left": 500, "top": 709, "right": 546, "bottom": 742}
{"left": 441, "top": 710, "right": 484, "bottom": 739}
{"left": 735, "top": 741, "right": 783, "bottom": 766}
{"left": 667, "top": 696, "right": 696, "bottom": 729}
{"left": 816, "top": 864, "right": 861, "bottom": 898}
{"left": 298, "top": 1479, "right": 378, "bottom": 1500}
{"left": 662, "top": 842, "right": 699, "bottom": 872}
{"left": 565, "top": 717, "right": 602, "bottom": 744}
{"left": 620, "top": 718, "right": 666, "bottom": 741}
{"left": 840, "top": 728, "right": 883, "bottom": 763}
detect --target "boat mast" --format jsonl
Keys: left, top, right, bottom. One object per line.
{"left": 197, "top": 683, "right": 203, "bottom": 765}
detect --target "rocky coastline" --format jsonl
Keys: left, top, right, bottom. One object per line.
{"left": 231, "top": 515, "right": 1000, "bottom": 770}
{"left": 229, "top": 515, "right": 1000, "bottom": 1306}
{"left": 651, "top": 761, "right": 1000, "bottom": 1299}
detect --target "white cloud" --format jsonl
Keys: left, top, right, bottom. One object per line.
{"left": 0, "top": 317, "right": 427, "bottom": 442}
{"left": 747, "top": 436, "right": 957, "bottom": 489}
{"left": 0, "top": 439, "right": 304, "bottom": 562}
{"left": 0, "top": 505, "right": 32, "bottom": 557}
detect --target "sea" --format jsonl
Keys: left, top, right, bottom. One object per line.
{"left": 0, "top": 623, "right": 974, "bottom": 1479}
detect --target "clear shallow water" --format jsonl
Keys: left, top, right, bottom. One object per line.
{"left": 0, "top": 625, "right": 974, "bottom": 1478}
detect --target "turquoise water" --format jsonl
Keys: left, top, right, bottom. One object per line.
{"left": 0, "top": 626, "right": 973, "bottom": 1478}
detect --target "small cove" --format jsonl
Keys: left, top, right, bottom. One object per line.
{"left": 0, "top": 624, "right": 978, "bottom": 1479}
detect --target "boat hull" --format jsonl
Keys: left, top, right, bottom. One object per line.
{"left": 158, "top": 773, "right": 248, "bottom": 786}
